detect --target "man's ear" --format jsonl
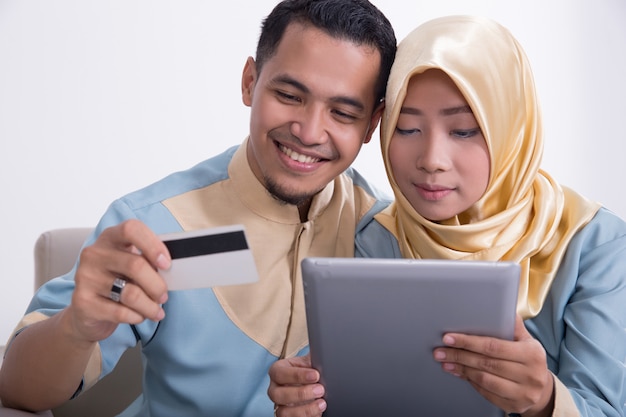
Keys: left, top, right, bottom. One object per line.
{"left": 241, "top": 56, "right": 257, "bottom": 107}
{"left": 363, "top": 100, "right": 385, "bottom": 144}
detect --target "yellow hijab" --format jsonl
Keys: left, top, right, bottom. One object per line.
{"left": 375, "top": 16, "right": 600, "bottom": 318}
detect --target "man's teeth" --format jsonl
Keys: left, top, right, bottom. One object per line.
{"left": 279, "top": 144, "right": 321, "bottom": 163}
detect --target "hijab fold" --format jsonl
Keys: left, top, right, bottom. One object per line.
{"left": 375, "top": 16, "right": 600, "bottom": 318}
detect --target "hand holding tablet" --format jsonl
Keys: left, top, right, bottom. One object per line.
{"left": 302, "top": 257, "right": 520, "bottom": 417}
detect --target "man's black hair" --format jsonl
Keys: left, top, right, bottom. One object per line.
{"left": 255, "top": 0, "right": 397, "bottom": 106}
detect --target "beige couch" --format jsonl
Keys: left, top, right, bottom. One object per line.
{"left": 0, "top": 228, "right": 143, "bottom": 417}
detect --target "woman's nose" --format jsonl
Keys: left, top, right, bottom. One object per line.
{"left": 417, "top": 134, "right": 451, "bottom": 173}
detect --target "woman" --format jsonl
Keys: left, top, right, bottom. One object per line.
{"left": 269, "top": 16, "right": 626, "bottom": 417}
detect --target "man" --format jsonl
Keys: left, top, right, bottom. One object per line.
{"left": 0, "top": 1, "right": 396, "bottom": 416}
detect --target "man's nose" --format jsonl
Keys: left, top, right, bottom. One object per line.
{"left": 290, "top": 104, "right": 329, "bottom": 146}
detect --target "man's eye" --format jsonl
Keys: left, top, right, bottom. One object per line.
{"left": 332, "top": 109, "right": 357, "bottom": 121}
{"left": 276, "top": 91, "right": 301, "bottom": 103}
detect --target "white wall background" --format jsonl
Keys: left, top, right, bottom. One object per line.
{"left": 1, "top": 0, "right": 624, "bottom": 344}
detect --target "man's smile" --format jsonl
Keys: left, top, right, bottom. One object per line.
{"left": 278, "top": 143, "right": 323, "bottom": 164}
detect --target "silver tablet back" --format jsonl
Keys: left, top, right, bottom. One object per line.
{"left": 302, "top": 257, "right": 520, "bottom": 417}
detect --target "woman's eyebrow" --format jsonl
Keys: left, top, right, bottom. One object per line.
{"left": 399, "top": 106, "right": 422, "bottom": 115}
{"left": 441, "top": 105, "right": 473, "bottom": 116}
{"left": 398, "top": 105, "right": 473, "bottom": 116}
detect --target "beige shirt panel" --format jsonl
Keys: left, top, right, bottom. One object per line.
{"left": 163, "top": 142, "right": 377, "bottom": 358}
{"left": 552, "top": 374, "right": 581, "bottom": 417}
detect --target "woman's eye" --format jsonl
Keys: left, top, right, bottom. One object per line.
{"left": 395, "top": 127, "right": 420, "bottom": 136}
{"left": 452, "top": 128, "right": 481, "bottom": 138}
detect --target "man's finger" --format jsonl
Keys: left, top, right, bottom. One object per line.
{"left": 269, "top": 355, "right": 318, "bottom": 385}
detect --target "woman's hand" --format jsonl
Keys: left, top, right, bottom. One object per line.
{"left": 433, "top": 314, "right": 555, "bottom": 417}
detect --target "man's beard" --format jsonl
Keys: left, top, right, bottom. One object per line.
{"left": 264, "top": 175, "right": 319, "bottom": 207}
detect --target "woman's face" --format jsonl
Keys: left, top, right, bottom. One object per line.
{"left": 388, "top": 69, "right": 490, "bottom": 222}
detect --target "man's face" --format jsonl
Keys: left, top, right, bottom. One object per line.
{"left": 242, "top": 23, "right": 382, "bottom": 208}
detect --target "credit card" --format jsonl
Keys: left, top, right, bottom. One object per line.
{"left": 159, "top": 224, "right": 259, "bottom": 291}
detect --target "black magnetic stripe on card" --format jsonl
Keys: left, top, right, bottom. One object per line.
{"left": 163, "top": 231, "right": 248, "bottom": 259}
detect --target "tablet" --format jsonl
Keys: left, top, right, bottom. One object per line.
{"left": 301, "top": 257, "right": 520, "bottom": 417}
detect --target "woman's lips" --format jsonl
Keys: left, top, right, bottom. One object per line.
{"left": 416, "top": 183, "right": 454, "bottom": 201}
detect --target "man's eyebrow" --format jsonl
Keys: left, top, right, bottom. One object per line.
{"left": 273, "top": 74, "right": 310, "bottom": 94}
{"left": 332, "top": 96, "right": 365, "bottom": 112}
{"left": 272, "top": 74, "right": 365, "bottom": 112}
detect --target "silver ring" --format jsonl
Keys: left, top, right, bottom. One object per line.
{"left": 110, "top": 277, "right": 127, "bottom": 303}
